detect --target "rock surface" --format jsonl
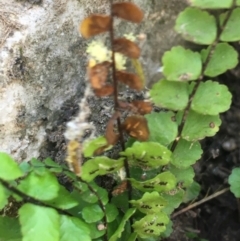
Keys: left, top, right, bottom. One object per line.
{"left": 0, "top": 0, "right": 187, "bottom": 162}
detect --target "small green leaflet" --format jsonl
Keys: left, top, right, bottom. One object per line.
{"left": 120, "top": 142, "right": 171, "bottom": 169}
{"left": 175, "top": 7, "right": 217, "bottom": 44}
{"left": 162, "top": 46, "right": 202, "bottom": 81}
{"left": 183, "top": 181, "right": 201, "bottom": 203}
{"left": 0, "top": 184, "right": 9, "bottom": 210}
{"left": 191, "top": 80, "right": 232, "bottom": 115}
{"left": 228, "top": 168, "right": 240, "bottom": 198}
{"left": 169, "top": 164, "right": 195, "bottom": 188}
{"left": 0, "top": 152, "right": 23, "bottom": 181}
{"left": 109, "top": 208, "right": 136, "bottom": 241}
{"left": 186, "top": 232, "right": 208, "bottom": 241}
{"left": 129, "top": 171, "right": 176, "bottom": 192}
{"left": 182, "top": 110, "right": 221, "bottom": 141}
{"left": 220, "top": 8, "right": 240, "bottom": 42}
{"left": 60, "top": 215, "right": 91, "bottom": 241}
{"left": 171, "top": 139, "right": 203, "bottom": 168}
{"left": 127, "top": 232, "right": 138, "bottom": 241}
{"left": 64, "top": 170, "right": 78, "bottom": 181}
{"left": 105, "top": 203, "right": 119, "bottom": 223}
{"left": 161, "top": 189, "right": 185, "bottom": 215}
{"left": 80, "top": 185, "right": 108, "bottom": 205}
{"left": 30, "top": 158, "right": 45, "bottom": 167}
{"left": 202, "top": 43, "right": 238, "bottom": 77}
{"left": 30, "top": 158, "right": 46, "bottom": 175}
{"left": 146, "top": 112, "right": 178, "bottom": 146}
{"left": 81, "top": 157, "right": 124, "bottom": 182}
{"left": 88, "top": 222, "right": 106, "bottom": 239}
{"left": 44, "top": 185, "right": 78, "bottom": 210}
{"left": 111, "top": 192, "right": 129, "bottom": 212}
{"left": 189, "top": 0, "right": 232, "bottom": 9}
{"left": 18, "top": 170, "right": 60, "bottom": 201}
{"left": 82, "top": 204, "right": 104, "bottom": 223}
{"left": 132, "top": 213, "right": 169, "bottom": 239}
{"left": 83, "top": 136, "right": 111, "bottom": 157}
{"left": 130, "top": 191, "right": 167, "bottom": 214}
{"left": 43, "top": 158, "right": 61, "bottom": 167}
{"left": 129, "top": 166, "right": 163, "bottom": 182}
{"left": 19, "top": 204, "right": 60, "bottom": 241}
{"left": 19, "top": 162, "right": 32, "bottom": 174}
{"left": 43, "top": 158, "right": 63, "bottom": 173}
{"left": 160, "top": 220, "right": 173, "bottom": 239}
{"left": 150, "top": 80, "right": 189, "bottom": 110}
{"left": 0, "top": 216, "right": 22, "bottom": 241}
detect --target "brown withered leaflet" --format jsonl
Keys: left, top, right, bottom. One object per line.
{"left": 66, "top": 140, "right": 82, "bottom": 175}
{"left": 116, "top": 71, "right": 143, "bottom": 91}
{"left": 94, "top": 85, "right": 114, "bottom": 97}
{"left": 117, "top": 101, "right": 152, "bottom": 115}
{"left": 112, "top": 2, "right": 144, "bottom": 23}
{"left": 88, "top": 61, "right": 111, "bottom": 89}
{"left": 112, "top": 180, "right": 128, "bottom": 196}
{"left": 113, "top": 38, "right": 140, "bottom": 59}
{"left": 80, "top": 15, "right": 111, "bottom": 38}
{"left": 93, "top": 144, "right": 109, "bottom": 156}
{"left": 122, "top": 115, "right": 149, "bottom": 141}
{"left": 131, "top": 100, "right": 153, "bottom": 115}
{"left": 105, "top": 111, "right": 121, "bottom": 145}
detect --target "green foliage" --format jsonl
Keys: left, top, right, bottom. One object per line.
{"left": 175, "top": 8, "right": 217, "bottom": 44}
{"left": 220, "top": 8, "right": 240, "bottom": 41}
{"left": 183, "top": 181, "right": 201, "bottom": 203}
{"left": 191, "top": 80, "right": 232, "bottom": 115}
{"left": 150, "top": 80, "right": 189, "bottom": 110}
{"left": 82, "top": 204, "right": 104, "bottom": 223}
{"left": 129, "top": 171, "right": 176, "bottom": 192}
{"left": 168, "top": 165, "right": 195, "bottom": 187}
{"left": 132, "top": 213, "right": 169, "bottom": 239}
{"left": 0, "top": 216, "right": 22, "bottom": 241}
{"left": 81, "top": 157, "right": 124, "bottom": 182}
{"left": 181, "top": 110, "right": 221, "bottom": 141}
{"left": 0, "top": 152, "right": 23, "bottom": 181}
{"left": 189, "top": 0, "right": 232, "bottom": 9}
{"left": 0, "top": 184, "right": 9, "bottom": 210}
{"left": 162, "top": 46, "right": 202, "bottom": 81}
{"left": 130, "top": 192, "right": 167, "bottom": 214}
{"left": 60, "top": 215, "right": 91, "bottom": 241}
{"left": 0, "top": 1, "right": 238, "bottom": 241}
{"left": 186, "top": 231, "right": 208, "bottom": 241}
{"left": 80, "top": 184, "right": 108, "bottom": 205}
{"left": 18, "top": 170, "right": 60, "bottom": 201}
{"left": 109, "top": 208, "right": 136, "bottom": 241}
{"left": 146, "top": 112, "right": 178, "bottom": 146}
{"left": 228, "top": 168, "right": 240, "bottom": 197}
{"left": 83, "top": 136, "right": 110, "bottom": 157}
{"left": 44, "top": 185, "right": 78, "bottom": 209}
{"left": 201, "top": 43, "right": 238, "bottom": 77}
{"left": 120, "top": 142, "right": 171, "bottom": 168}
{"left": 161, "top": 190, "right": 185, "bottom": 215}
{"left": 19, "top": 204, "right": 60, "bottom": 241}
{"left": 105, "top": 203, "right": 119, "bottom": 222}
{"left": 171, "top": 138, "right": 203, "bottom": 168}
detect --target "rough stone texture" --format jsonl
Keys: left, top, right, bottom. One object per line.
{"left": 0, "top": 0, "right": 187, "bottom": 162}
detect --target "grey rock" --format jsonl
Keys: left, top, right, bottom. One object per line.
{"left": 0, "top": 0, "right": 187, "bottom": 162}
